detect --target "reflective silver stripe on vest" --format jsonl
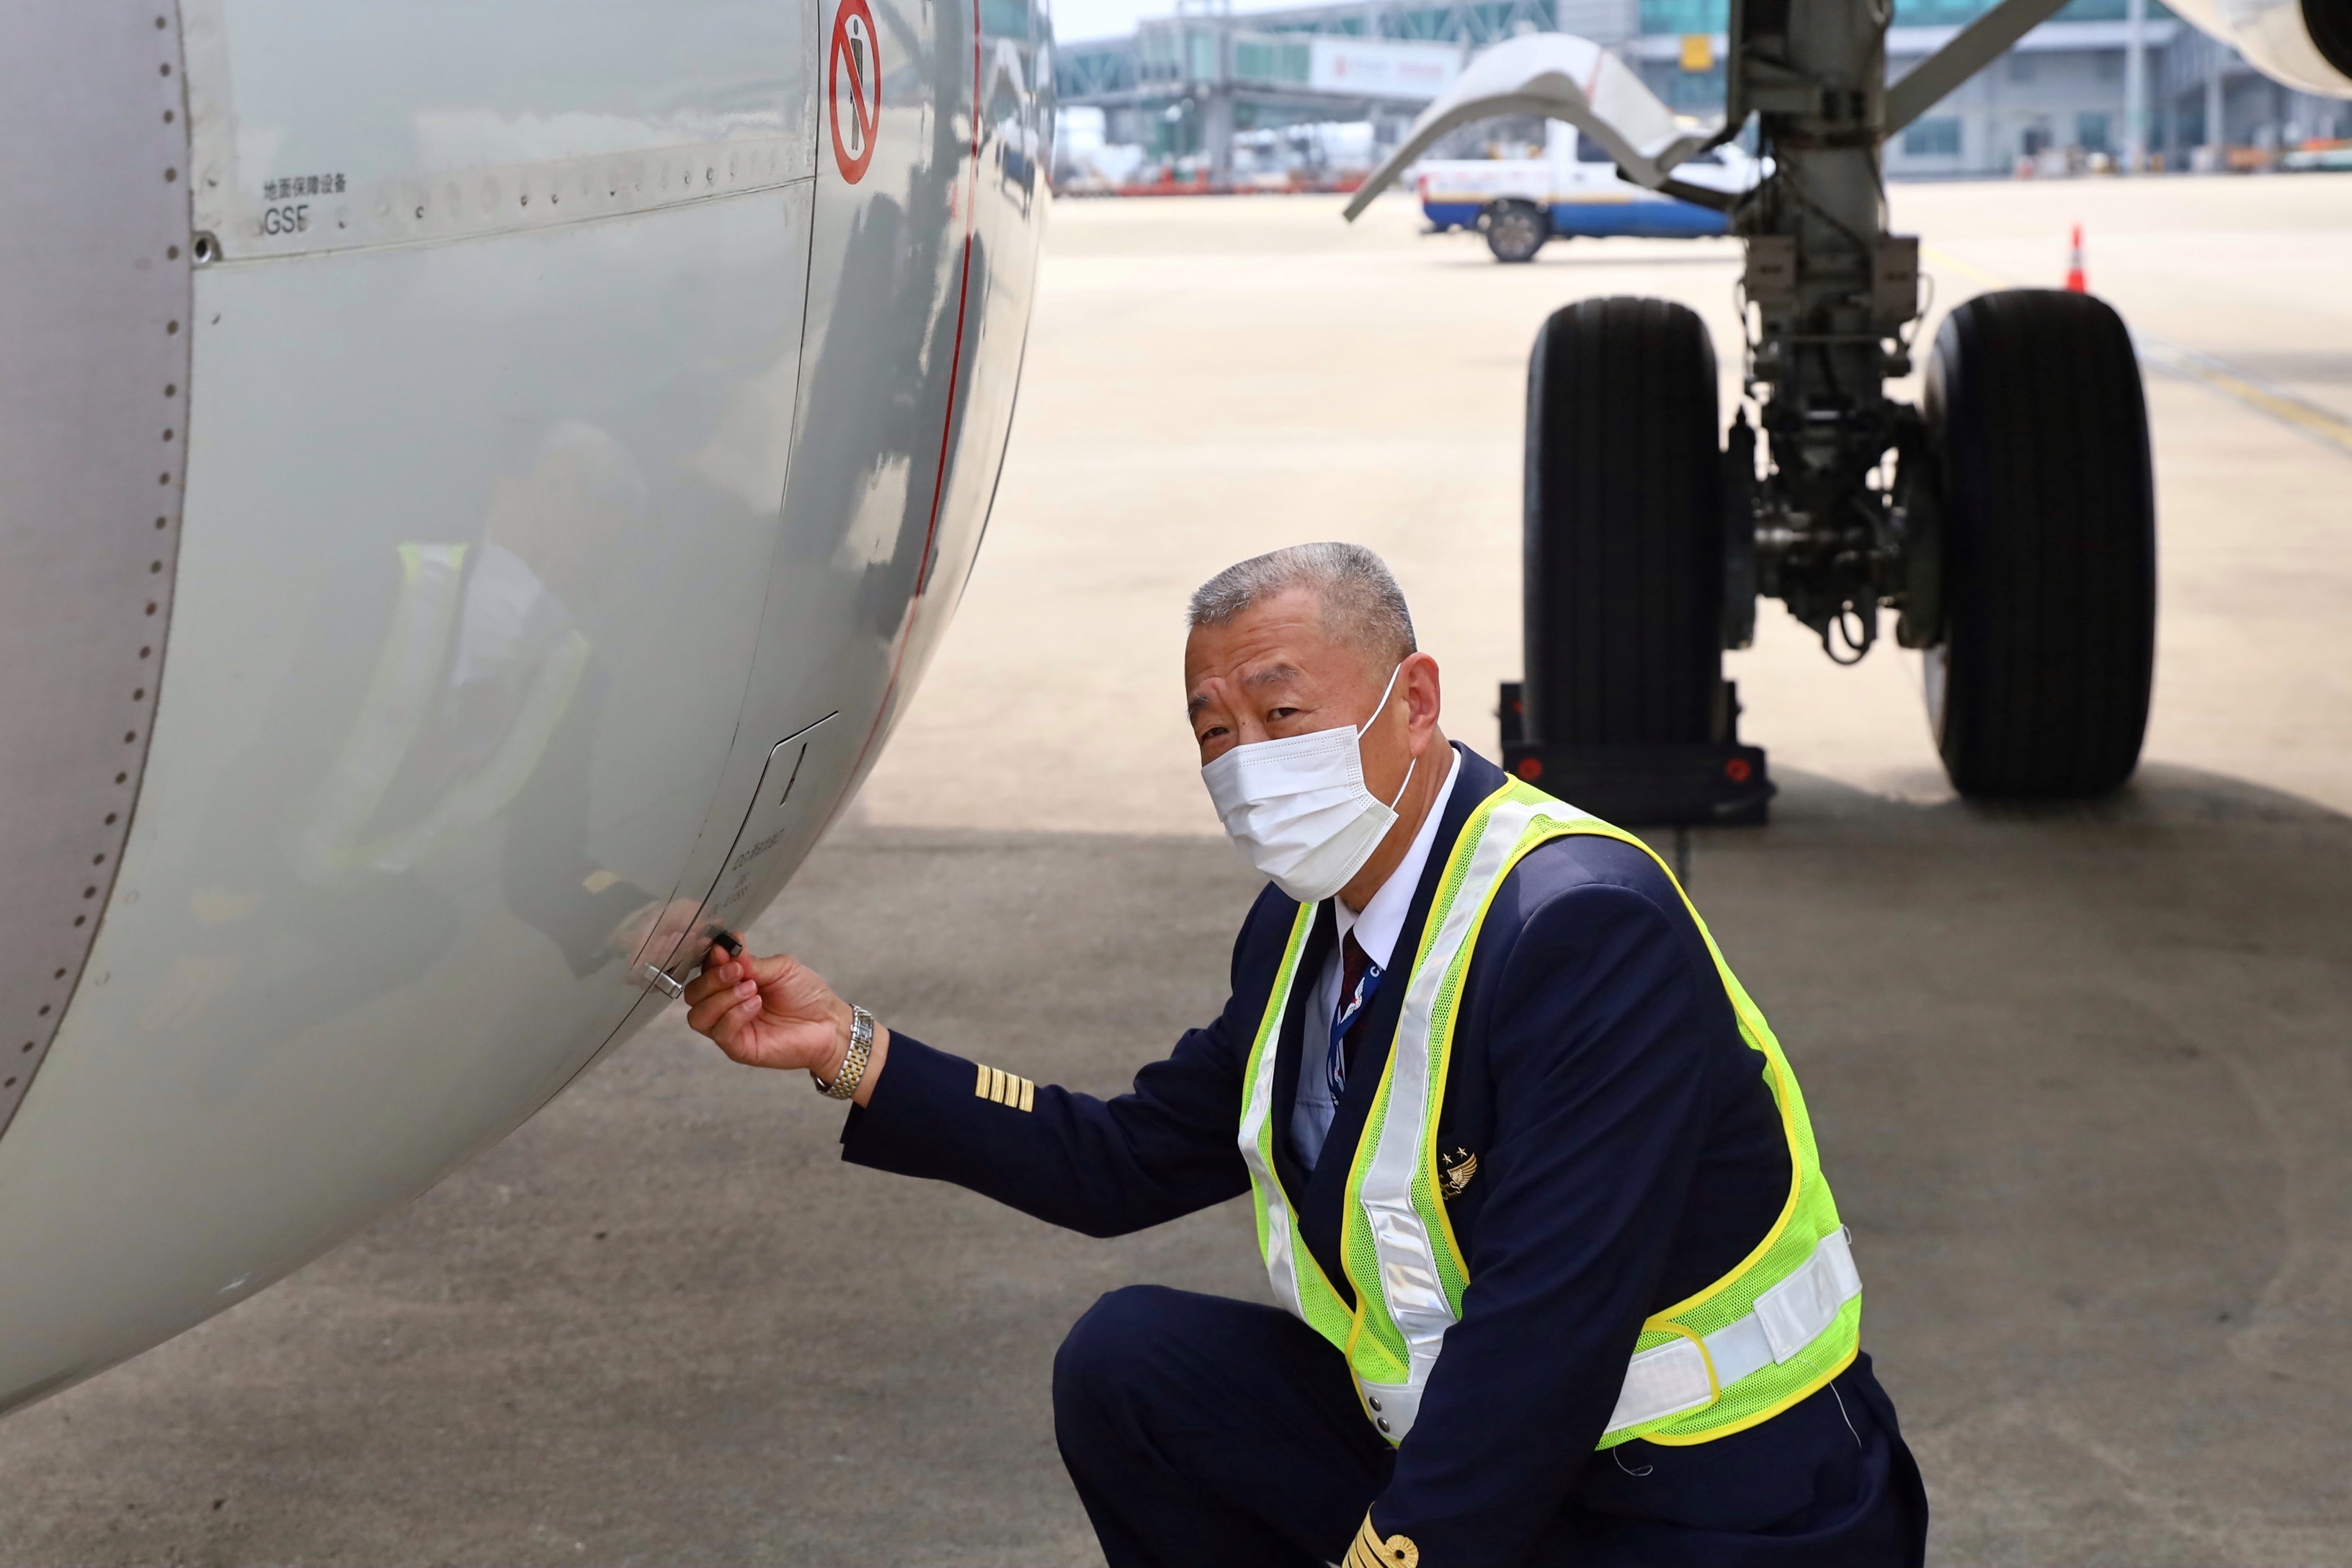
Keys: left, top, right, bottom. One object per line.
{"left": 1236, "top": 909, "right": 1319, "bottom": 1324}
{"left": 1604, "top": 1227, "right": 1863, "bottom": 1435}
{"left": 1348, "top": 793, "right": 1565, "bottom": 1440}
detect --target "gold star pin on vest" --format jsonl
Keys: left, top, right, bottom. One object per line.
{"left": 1437, "top": 1146, "right": 1478, "bottom": 1200}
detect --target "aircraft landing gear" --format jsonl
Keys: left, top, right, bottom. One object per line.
{"left": 1923, "top": 290, "right": 2157, "bottom": 797}
{"left": 1503, "top": 297, "right": 1771, "bottom": 824}
{"left": 1504, "top": 0, "right": 2157, "bottom": 823}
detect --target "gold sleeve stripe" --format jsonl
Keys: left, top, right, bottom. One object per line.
{"left": 1344, "top": 1514, "right": 1419, "bottom": 1568}
{"left": 971, "top": 1064, "right": 1036, "bottom": 1112}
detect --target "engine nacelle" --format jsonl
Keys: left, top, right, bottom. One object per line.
{"left": 2169, "top": 0, "right": 2352, "bottom": 99}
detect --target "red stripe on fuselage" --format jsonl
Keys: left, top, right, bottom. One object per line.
{"left": 848, "top": 0, "right": 985, "bottom": 780}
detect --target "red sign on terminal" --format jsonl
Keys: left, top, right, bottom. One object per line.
{"left": 829, "top": 0, "right": 881, "bottom": 184}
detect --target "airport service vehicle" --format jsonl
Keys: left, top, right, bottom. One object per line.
{"left": 0, "top": 0, "right": 1048, "bottom": 1416}
{"left": 1352, "top": 7, "right": 2351, "bottom": 823}
{"left": 1415, "top": 125, "right": 1762, "bottom": 262}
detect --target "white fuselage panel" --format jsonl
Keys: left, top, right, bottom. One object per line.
{"left": 0, "top": 0, "right": 1048, "bottom": 1412}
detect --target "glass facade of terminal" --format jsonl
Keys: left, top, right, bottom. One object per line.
{"left": 1637, "top": 0, "right": 2173, "bottom": 30}
{"left": 1060, "top": 0, "right": 2342, "bottom": 179}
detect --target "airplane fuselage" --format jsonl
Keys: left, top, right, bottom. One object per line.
{"left": 0, "top": 0, "right": 1050, "bottom": 1413}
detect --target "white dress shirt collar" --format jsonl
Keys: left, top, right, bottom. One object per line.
{"left": 1332, "top": 744, "right": 1462, "bottom": 970}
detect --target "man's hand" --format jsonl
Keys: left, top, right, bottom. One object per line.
{"left": 682, "top": 943, "right": 888, "bottom": 1102}
{"left": 607, "top": 895, "right": 708, "bottom": 966}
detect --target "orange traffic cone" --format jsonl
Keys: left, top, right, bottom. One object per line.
{"left": 2064, "top": 224, "right": 2088, "bottom": 293}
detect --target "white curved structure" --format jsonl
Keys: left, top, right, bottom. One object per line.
{"left": 2170, "top": 0, "right": 2352, "bottom": 98}
{"left": 1342, "top": 32, "right": 1712, "bottom": 221}
{"left": 0, "top": 0, "right": 1049, "bottom": 1414}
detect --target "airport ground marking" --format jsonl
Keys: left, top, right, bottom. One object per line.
{"left": 2131, "top": 339, "right": 2352, "bottom": 459}
{"left": 1920, "top": 242, "right": 2352, "bottom": 462}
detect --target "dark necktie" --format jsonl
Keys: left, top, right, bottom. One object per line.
{"left": 1327, "top": 930, "right": 1384, "bottom": 1102}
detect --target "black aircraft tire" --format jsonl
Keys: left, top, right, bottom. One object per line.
{"left": 1485, "top": 200, "right": 1549, "bottom": 263}
{"left": 1925, "top": 288, "right": 2156, "bottom": 799}
{"left": 1523, "top": 296, "right": 1723, "bottom": 746}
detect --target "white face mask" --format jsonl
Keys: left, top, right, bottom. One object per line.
{"left": 1200, "top": 662, "right": 1418, "bottom": 904}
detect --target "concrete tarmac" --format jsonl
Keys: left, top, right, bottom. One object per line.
{"left": 6, "top": 179, "right": 2351, "bottom": 1565}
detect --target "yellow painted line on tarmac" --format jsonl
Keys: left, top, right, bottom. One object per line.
{"left": 1919, "top": 242, "right": 2013, "bottom": 290}
{"left": 2134, "top": 341, "right": 2352, "bottom": 457}
{"left": 1920, "top": 243, "right": 2352, "bottom": 460}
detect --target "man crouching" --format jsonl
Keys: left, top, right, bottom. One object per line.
{"left": 685, "top": 542, "right": 1927, "bottom": 1567}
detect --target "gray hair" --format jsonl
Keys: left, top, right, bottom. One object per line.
{"left": 1187, "top": 542, "right": 1417, "bottom": 664}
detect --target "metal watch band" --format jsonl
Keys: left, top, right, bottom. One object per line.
{"left": 816, "top": 1004, "right": 875, "bottom": 1100}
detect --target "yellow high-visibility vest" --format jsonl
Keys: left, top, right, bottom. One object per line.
{"left": 1237, "top": 777, "right": 1862, "bottom": 1448}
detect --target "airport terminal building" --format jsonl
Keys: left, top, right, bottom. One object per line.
{"left": 1058, "top": 0, "right": 2352, "bottom": 179}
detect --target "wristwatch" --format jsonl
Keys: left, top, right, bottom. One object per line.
{"left": 815, "top": 1004, "right": 876, "bottom": 1100}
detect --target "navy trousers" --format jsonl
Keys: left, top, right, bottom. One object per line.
{"left": 1052, "top": 1286, "right": 1928, "bottom": 1568}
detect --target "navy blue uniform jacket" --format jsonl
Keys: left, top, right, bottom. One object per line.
{"left": 843, "top": 745, "right": 1922, "bottom": 1564}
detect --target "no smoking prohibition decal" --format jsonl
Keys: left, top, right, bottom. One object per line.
{"left": 830, "top": 0, "right": 880, "bottom": 183}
